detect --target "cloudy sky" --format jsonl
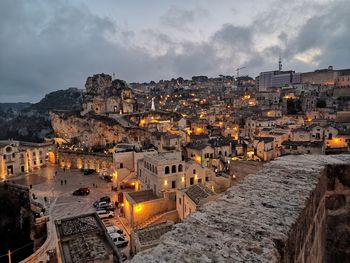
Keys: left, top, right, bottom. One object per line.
{"left": 0, "top": 0, "right": 349, "bottom": 102}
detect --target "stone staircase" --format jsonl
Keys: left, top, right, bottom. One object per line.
{"left": 136, "top": 210, "right": 178, "bottom": 230}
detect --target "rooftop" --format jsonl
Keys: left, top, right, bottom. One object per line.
{"left": 55, "top": 213, "right": 120, "bottom": 263}
{"left": 126, "top": 190, "right": 159, "bottom": 204}
{"left": 185, "top": 184, "right": 216, "bottom": 205}
{"left": 145, "top": 151, "right": 182, "bottom": 164}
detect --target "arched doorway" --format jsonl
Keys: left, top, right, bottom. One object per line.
{"left": 46, "top": 151, "right": 56, "bottom": 164}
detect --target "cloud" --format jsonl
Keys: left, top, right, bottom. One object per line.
{"left": 159, "top": 6, "right": 209, "bottom": 31}
{"left": 0, "top": 0, "right": 350, "bottom": 102}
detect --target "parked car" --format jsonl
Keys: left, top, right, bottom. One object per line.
{"left": 95, "top": 201, "right": 110, "bottom": 210}
{"left": 83, "top": 169, "right": 95, "bottom": 175}
{"left": 93, "top": 196, "right": 111, "bottom": 207}
{"left": 109, "top": 233, "right": 128, "bottom": 248}
{"left": 96, "top": 210, "right": 114, "bottom": 219}
{"left": 73, "top": 188, "right": 90, "bottom": 196}
{"left": 106, "top": 225, "right": 124, "bottom": 235}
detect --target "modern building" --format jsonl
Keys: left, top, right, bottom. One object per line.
{"left": 300, "top": 66, "right": 338, "bottom": 85}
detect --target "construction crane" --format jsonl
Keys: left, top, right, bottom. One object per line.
{"left": 236, "top": 67, "right": 246, "bottom": 78}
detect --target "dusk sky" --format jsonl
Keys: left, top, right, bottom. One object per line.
{"left": 1, "top": 0, "right": 349, "bottom": 102}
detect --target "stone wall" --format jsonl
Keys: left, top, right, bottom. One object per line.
{"left": 131, "top": 155, "right": 350, "bottom": 263}
{"left": 58, "top": 150, "right": 113, "bottom": 172}
{"left": 324, "top": 164, "right": 350, "bottom": 262}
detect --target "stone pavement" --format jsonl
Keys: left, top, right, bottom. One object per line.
{"left": 14, "top": 165, "right": 132, "bottom": 261}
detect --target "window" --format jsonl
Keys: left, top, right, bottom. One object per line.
{"left": 178, "top": 197, "right": 182, "bottom": 204}
{"left": 198, "top": 178, "right": 202, "bottom": 184}
{"left": 205, "top": 176, "right": 209, "bottom": 182}
{"left": 40, "top": 160, "right": 43, "bottom": 164}
{"left": 120, "top": 163, "right": 123, "bottom": 169}
{"left": 172, "top": 180, "right": 176, "bottom": 189}
{"left": 172, "top": 165, "right": 177, "bottom": 173}
{"left": 34, "top": 161, "right": 36, "bottom": 165}
{"left": 178, "top": 164, "right": 183, "bottom": 172}
{"left": 193, "top": 169, "right": 196, "bottom": 174}
{"left": 165, "top": 166, "right": 170, "bottom": 174}
{"left": 190, "top": 177, "right": 194, "bottom": 185}
{"left": 12, "top": 153, "right": 15, "bottom": 158}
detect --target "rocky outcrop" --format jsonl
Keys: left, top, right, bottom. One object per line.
{"left": 131, "top": 155, "right": 350, "bottom": 263}
{"left": 51, "top": 111, "right": 149, "bottom": 147}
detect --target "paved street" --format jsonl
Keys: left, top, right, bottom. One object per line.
{"left": 13, "top": 165, "right": 132, "bottom": 260}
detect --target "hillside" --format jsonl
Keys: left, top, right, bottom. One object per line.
{"left": 0, "top": 88, "right": 82, "bottom": 142}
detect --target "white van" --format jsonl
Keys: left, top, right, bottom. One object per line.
{"left": 96, "top": 210, "right": 114, "bottom": 219}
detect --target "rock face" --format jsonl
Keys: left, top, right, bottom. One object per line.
{"left": 130, "top": 155, "right": 350, "bottom": 263}
{"left": 51, "top": 74, "right": 144, "bottom": 147}
{"left": 50, "top": 111, "right": 148, "bottom": 147}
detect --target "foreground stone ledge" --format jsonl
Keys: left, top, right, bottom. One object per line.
{"left": 131, "top": 155, "right": 350, "bottom": 263}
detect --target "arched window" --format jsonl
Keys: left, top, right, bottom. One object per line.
{"left": 172, "top": 165, "right": 177, "bottom": 173}
{"left": 165, "top": 166, "right": 170, "bottom": 174}
{"left": 178, "top": 164, "right": 183, "bottom": 172}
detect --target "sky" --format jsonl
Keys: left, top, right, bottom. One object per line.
{"left": 0, "top": 0, "right": 350, "bottom": 102}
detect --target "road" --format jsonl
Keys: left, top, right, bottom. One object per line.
{"left": 14, "top": 165, "right": 132, "bottom": 261}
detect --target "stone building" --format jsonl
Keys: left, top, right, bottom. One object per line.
{"left": 81, "top": 73, "right": 136, "bottom": 116}
{"left": 176, "top": 184, "right": 216, "bottom": 220}
{"left": 55, "top": 213, "right": 121, "bottom": 263}
{"left": 50, "top": 73, "right": 150, "bottom": 148}
{"left": 0, "top": 140, "right": 55, "bottom": 179}
{"left": 137, "top": 151, "right": 185, "bottom": 197}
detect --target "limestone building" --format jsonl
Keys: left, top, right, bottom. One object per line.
{"left": 0, "top": 140, "right": 55, "bottom": 179}
{"left": 81, "top": 73, "right": 136, "bottom": 116}
{"left": 137, "top": 151, "right": 185, "bottom": 197}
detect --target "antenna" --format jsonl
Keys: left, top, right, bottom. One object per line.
{"left": 278, "top": 55, "right": 282, "bottom": 71}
